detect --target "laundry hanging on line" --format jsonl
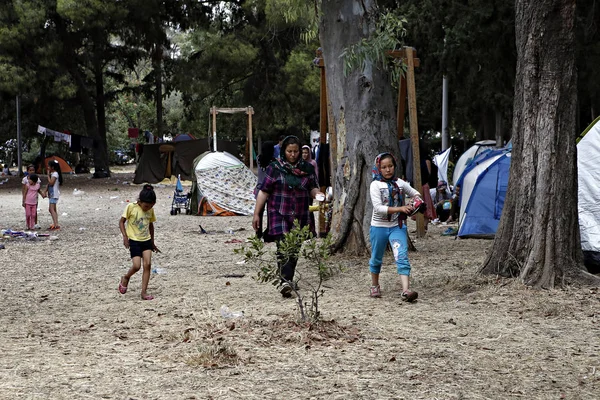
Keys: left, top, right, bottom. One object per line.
{"left": 38, "top": 125, "right": 95, "bottom": 153}
{"left": 38, "top": 125, "right": 72, "bottom": 146}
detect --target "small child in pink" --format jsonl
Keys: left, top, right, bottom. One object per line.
{"left": 22, "top": 174, "right": 42, "bottom": 230}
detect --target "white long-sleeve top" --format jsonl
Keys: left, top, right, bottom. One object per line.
{"left": 370, "top": 179, "right": 420, "bottom": 227}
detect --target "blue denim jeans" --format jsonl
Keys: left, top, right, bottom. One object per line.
{"left": 369, "top": 225, "right": 411, "bottom": 276}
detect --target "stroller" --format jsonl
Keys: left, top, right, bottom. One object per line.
{"left": 170, "top": 175, "right": 191, "bottom": 215}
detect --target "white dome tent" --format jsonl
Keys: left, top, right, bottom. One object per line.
{"left": 190, "top": 151, "right": 257, "bottom": 216}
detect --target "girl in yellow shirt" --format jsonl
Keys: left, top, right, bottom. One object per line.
{"left": 118, "top": 185, "right": 160, "bottom": 300}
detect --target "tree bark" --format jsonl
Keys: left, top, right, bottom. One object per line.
{"left": 94, "top": 54, "right": 110, "bottom": 176}
{"left": 481, "top": 0, "right": 598, "bottom": 287}
{"left": 319, "top": 0, "right": 399, "bottom": 254}
{"left": 55, "top": 18, "right": 110, "bottom": 177}
{"left": 154, "top": 45, "right": 164, "bottom": 139}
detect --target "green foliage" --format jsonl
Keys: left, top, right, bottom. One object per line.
{"left": 235, "top": 221, "right": 341, "bottom": 323}
{"left": 393, "top": 0, "right": 516, "bottom": 141}
{"left": 174, "top": 3, "right": 321, "bottom": 141}
{"left": 341, "top": 11, "right": 408, "bottom": 85}
{"left": 265, "top": 0, "right": 319, "bottom": 42}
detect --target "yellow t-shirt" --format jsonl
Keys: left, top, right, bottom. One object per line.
{"left": 122, "top": 203, "right": 157, "bottom": 241}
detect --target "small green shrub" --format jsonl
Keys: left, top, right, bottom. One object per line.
{"left": 235, "top": 221, "right": 342, "bottom": 323}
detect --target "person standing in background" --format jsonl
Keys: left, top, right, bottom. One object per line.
{"left": 273, "top": 135, "right": 284, "bottom": 159}
{"left": 22, "top": 164, "right": 41, "bottom": 229}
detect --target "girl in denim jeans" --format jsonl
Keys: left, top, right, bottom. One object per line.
{"left": 45, "top": 160, "right": 63, "bottom": 230}
{"left": 369, "top": 153, "right": 421, "bottom": 301}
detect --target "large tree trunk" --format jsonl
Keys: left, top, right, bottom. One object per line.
{"left": 154, "top": 45, "right": 164, "bottom": 139}
{"left": 481, "top": 0, "right": 597, "bottom": 287}
{"left": 94, "top": 55, "right": 110, "bottom": 176}
{"left": 319, "top": 0, "right": 398, "bottom": 254}
{"left": 56, "top": 19, "right": 110, "bottom": 177}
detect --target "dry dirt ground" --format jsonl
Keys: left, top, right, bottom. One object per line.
{"left": 0, "top": 167, "right": 599, "bottom": 400}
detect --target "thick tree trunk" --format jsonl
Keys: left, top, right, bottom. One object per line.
{"left": 154, "top": 45, "right": 163, "bottom": 139}
{"left": 481, "top": 0, "right": 597, "bottom": 287}
{"left": 319, "top": 0, "right": 398, "bottom": 254}
{"left": 56, "top": 19, "right": 110, "bottom": 177}
{"left": 495, "top": 109, "right": 503, "bottom": 147}
{"left": 476, "top": 108, "right": 495, "bottom": 141}
{"left": 94, "top": 57, "right": 110, "bottom": 176}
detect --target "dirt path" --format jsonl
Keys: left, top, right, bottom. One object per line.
{"left": 0, "top": 171, "right": 598, "bottom": 399}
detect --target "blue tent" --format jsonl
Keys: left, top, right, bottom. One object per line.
{"left": 456, "top": 149, "right": 511, "bottom": 238}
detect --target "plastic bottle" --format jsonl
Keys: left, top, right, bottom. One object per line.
{"left": 220, "top": 305, "right": 244, "bottom": 319}
{"left": 151, "top": 267, "right": 167, "bottom": 274}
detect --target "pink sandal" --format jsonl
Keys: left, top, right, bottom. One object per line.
{"left": 370, "top": 285, "right": 381, "bottom": 298}
{"left": 142, "top": 294, "right": 154, "bottom": 300}
{"left": 118, "top": 281, "right": 128, "bottom": 294}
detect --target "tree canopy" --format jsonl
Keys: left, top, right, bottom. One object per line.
{"left": 0, "top": 0, "right": 599, "bottom": 174}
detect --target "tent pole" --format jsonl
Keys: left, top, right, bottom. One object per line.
{"left": 212, "top": 106, "right": 217, "bottom": 152}
{"left": 247, "top": 107, "right": 254, "bottom": 170}
{"left": 16, "top": 95, "right": 23, "bottom": 175}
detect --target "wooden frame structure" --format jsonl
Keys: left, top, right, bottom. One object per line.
{"left": 390, "top": 47, "right": 425, "bottom": 237}
{"left": 209, "top": 106, "right": 255, "bottom": 169}
{"left": 314, "top": 49, "right": 329, "bottom": 237}
{"left": 317, "top": 47, "right": 426, "bottom": 238}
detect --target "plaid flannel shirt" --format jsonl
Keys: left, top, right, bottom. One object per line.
{"left": 259, "top": 164, "right": 318, "bottom": 237}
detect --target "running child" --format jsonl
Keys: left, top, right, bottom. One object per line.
{"left": 369, "top": 152, "right": 421, "bottom": 301}
{"left": 118, "top": 184, "right": 160, "bottom": 300}
{"left": 22, "top": 174, "right": 43, "bottom": 230}
{"left": 45, "top": 160, "right": 63, "bottom": 230}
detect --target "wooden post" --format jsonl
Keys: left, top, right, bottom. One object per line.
{"left": 247, "top": 106, "right": 254, "bottom": 170}
{"left": 389, "top": 48, "right": 424, "bottom": 237}
{"left": 316, "top": 48, "right": 328, "bottom": 237}
{"left": 404, "top": 47, "right": 425, "bottom": 237}
{"left": 397, "top": 76, "right": 407, "bottom": 140}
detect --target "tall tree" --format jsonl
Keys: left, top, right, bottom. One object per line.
{"left": 481, "top": 0, "right": 598, "bottom": 286}
{"left": 390, "top": 0, "right": 516, "bottom": 143}
{"left": 319, "top": 0, "right": 399, "bottom": 252}
{"left": 174, "top": 1, "right": 320, "bottom": 140}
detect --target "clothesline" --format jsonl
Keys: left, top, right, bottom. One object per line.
{"left": 38, "top": 125, "right": 71, "bottom": 146}
{"left": 37, "top": 125, "right": 94, "bottom": 153}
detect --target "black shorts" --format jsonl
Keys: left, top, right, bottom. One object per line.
{"left": 129, "top": 239, "right": 153, "bottom": 258}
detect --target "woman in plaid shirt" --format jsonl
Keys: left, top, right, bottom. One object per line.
{"left": 253, "top": 135, "right": 324, "bottom": 298}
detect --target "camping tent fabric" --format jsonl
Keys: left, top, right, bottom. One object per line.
{"left": 134, "top": 140, "right": 210, "bottom": 184}
{"left": 452, "top": 140, "right": 496, "bottom": 184}
{"left": 173, "top": 133, "right": 196, "bottom": 142}
{"left": 577, "top": 116, "right": 600, "bottom": 272}
{"left": 433, "top": 147, "right": 451, "bottom": 194}
{"left": 44, "top": 156, "right": 73, "bottom": 174}
{"left": 457, "top": 149, "right": 511, "bottom": 238}
{"left": 195, "top": 151, "right": 242, "bottom": 169}
{"left": 190, "top": 152, "right": 257, "bottom": 216}
{"left": 133, "top": 139, "right": 244, "bottom": 184}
